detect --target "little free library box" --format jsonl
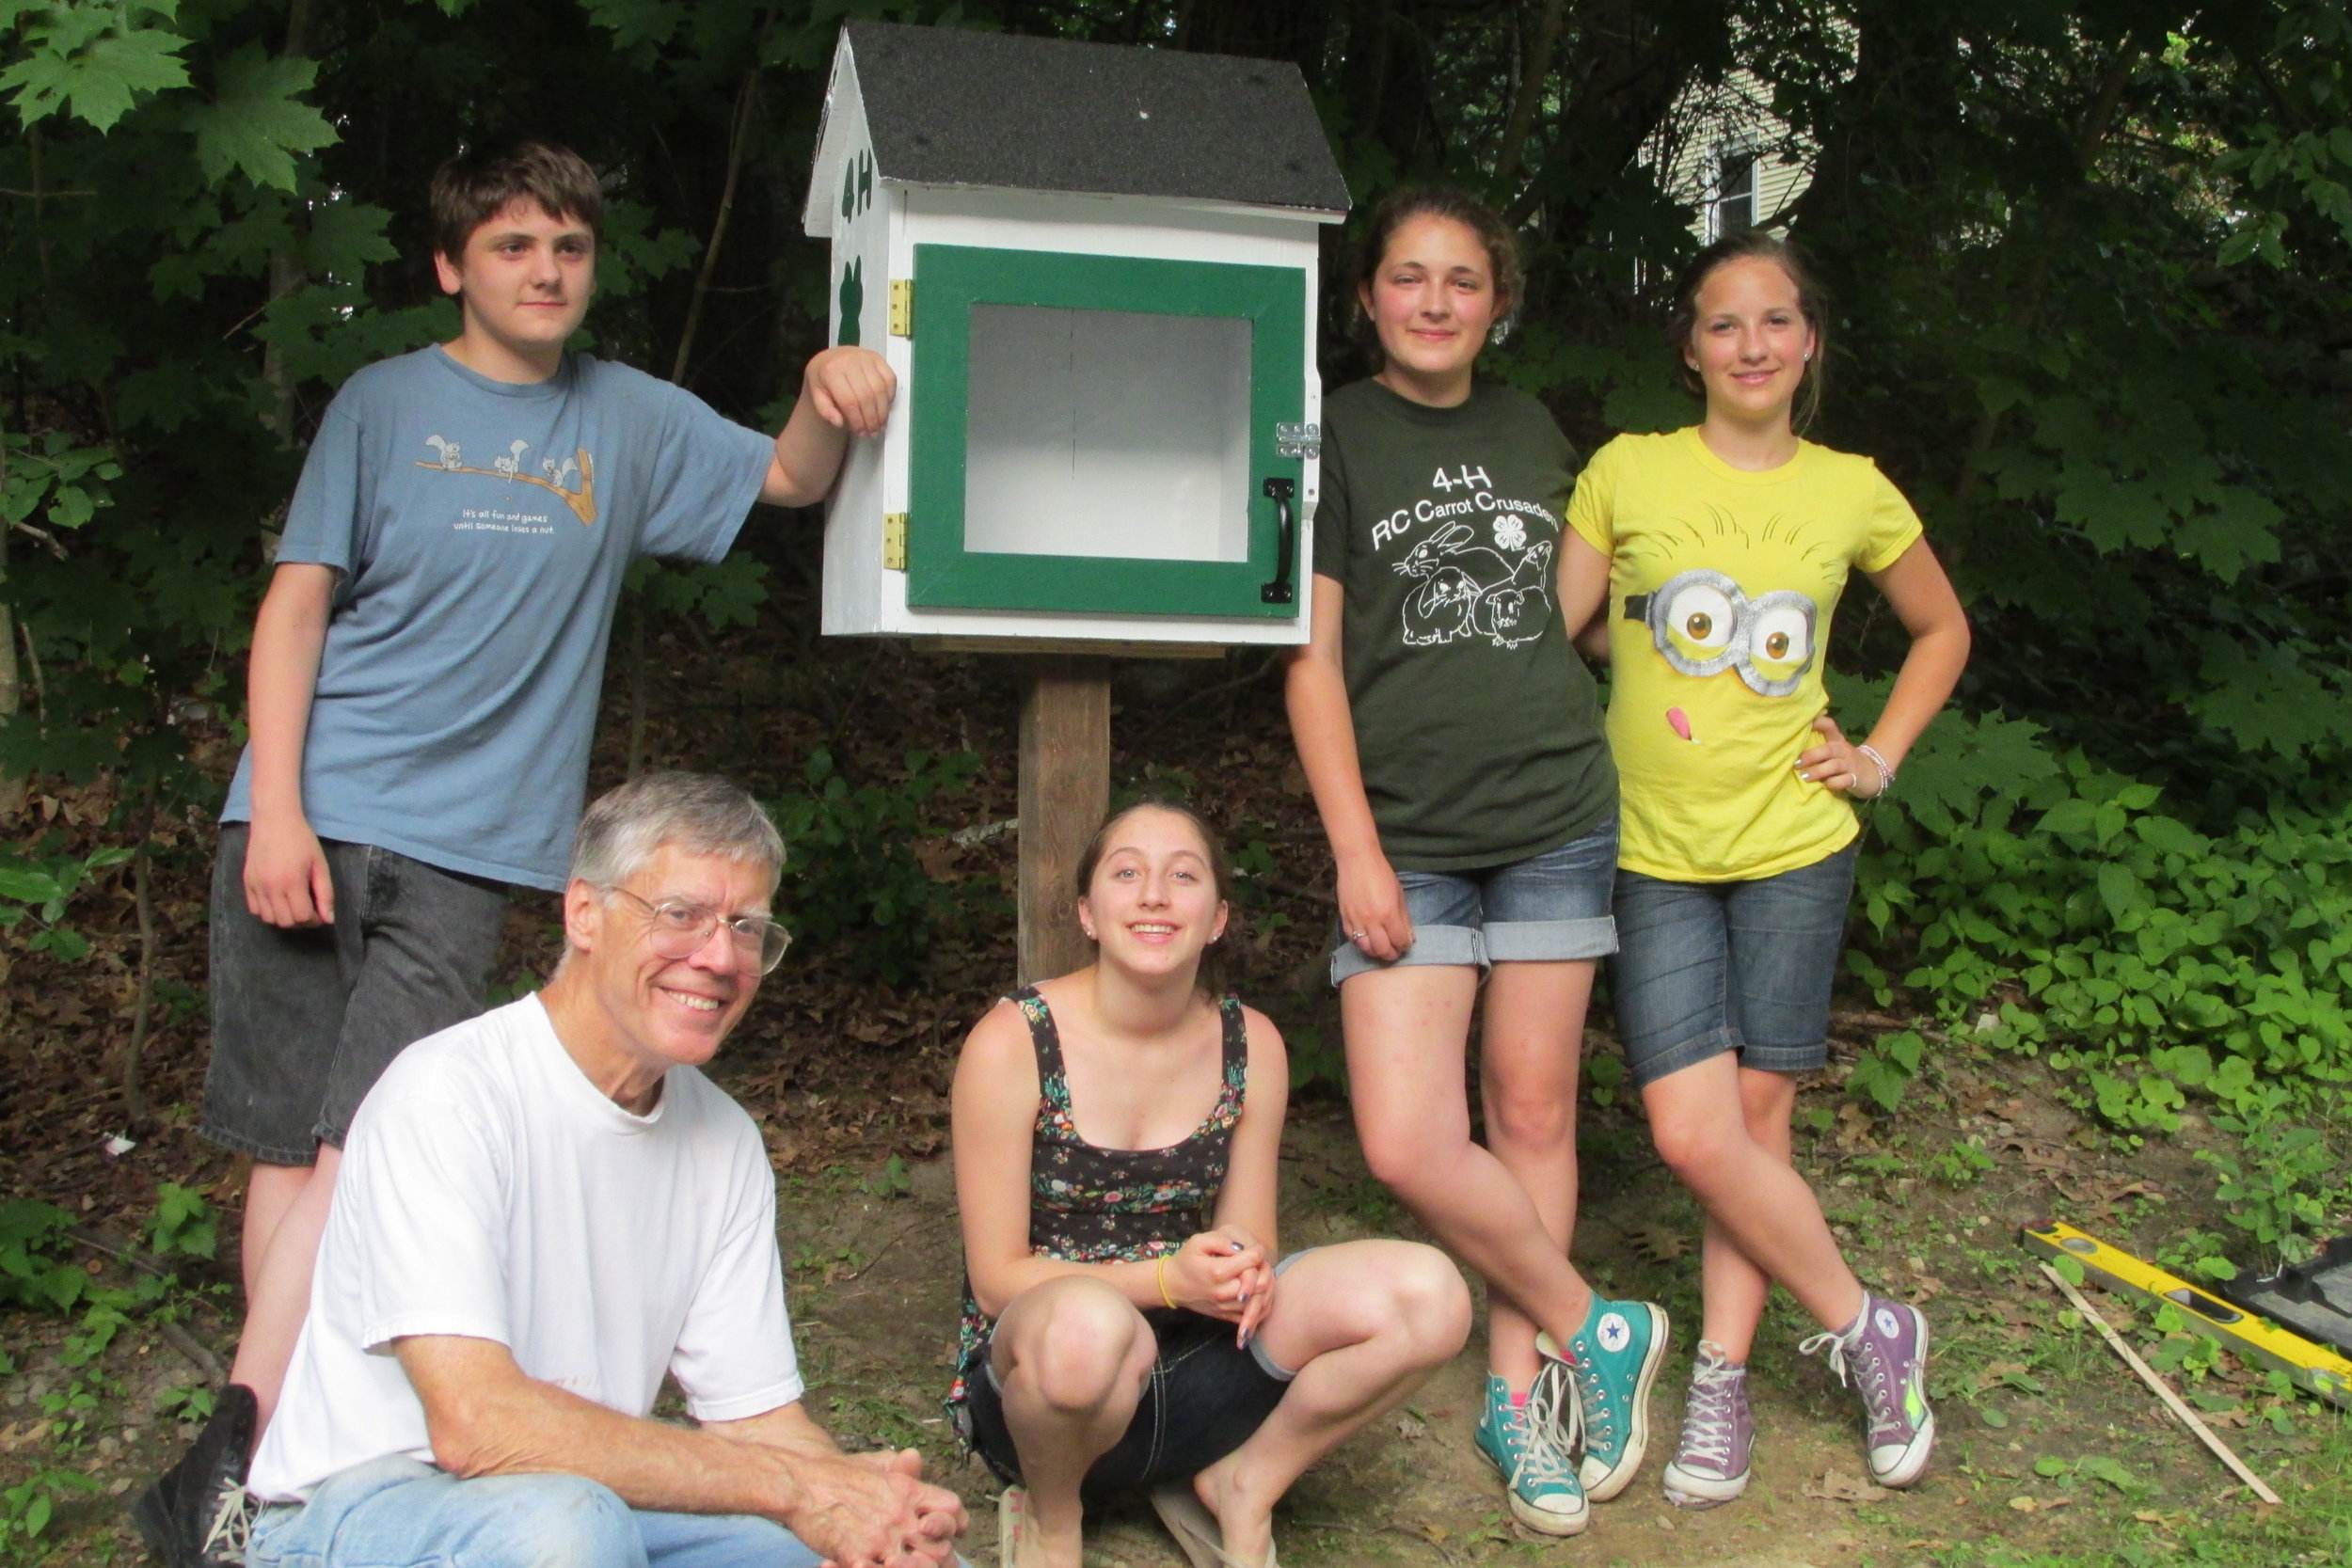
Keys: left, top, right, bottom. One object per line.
{"left": 804, "top": 22, "right": 1350, "bottom": 648}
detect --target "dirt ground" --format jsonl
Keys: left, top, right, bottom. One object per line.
{"left": 3, "top": 641, "right": 2347, "bottom": 1565}
{"left": 6, "top": 1030, "right": 2348, "bottom": 1567}
{"left": 763, "top": 1059, "right": 2348, "bottom": 1568}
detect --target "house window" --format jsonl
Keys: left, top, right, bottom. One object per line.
{"left": 1715, "top": 151, "right": 1756, "bottom": 237}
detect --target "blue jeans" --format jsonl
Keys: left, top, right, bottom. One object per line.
{"left": 1329, "top": 816, "right": 1619, "bottom": 986}
{"left": 248, "top": 1455, "right": 834, "bottom": 1568}
{"left": 1610, "top": 843, "right": 1858, "bottom": 1086}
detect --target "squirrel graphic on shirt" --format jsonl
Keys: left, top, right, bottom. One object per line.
{"left": 418, "top": 436, "right": 598, "bottom": 526}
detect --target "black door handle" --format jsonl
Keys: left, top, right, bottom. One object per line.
{"left": 1261, "top": 477, "right": 1296, "bottom": 605}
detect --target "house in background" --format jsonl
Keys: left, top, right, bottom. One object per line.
{"left": 1645, "top": 66, "right": 1814, "bottom": 241}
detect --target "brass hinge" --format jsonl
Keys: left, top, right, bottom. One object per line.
{"left": 882, "top": 512, "right": 908, "bottom": 571}
{"left": 888, "top": 279, "right": 913, "bottom": 338}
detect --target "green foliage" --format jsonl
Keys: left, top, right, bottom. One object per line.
{"left": 770, "top": 747, "right": 981, "bottom": 987}
{"left": 1848, "top": 695, "right": 2352, "bottom": 1130}
{"left": 146, "top": 1180, "right": 216, "bottom": 1260}
{"left": 2195, "top": 1114, "right": 2350, "bottom": 1268}
{"left": 2, "top": 1466, "right": 99, "bottom": 1548}
{"left": 1, "top": 1184, "right": 220, "bottom": 1429}
{"left": 187, "top": 45, "right": 336, "bottom": 190}
{"left": 0, "top": 1199, "right": 81, "bottom": 1313}
{"left": 1848, "top": 1028, "right": 1926, "bottom": 1113}
{"left": 0, "top": 837, "right": 128, "bottom": 961}
{"left": 0, "top": 1, "right": 191, "bottom": 132}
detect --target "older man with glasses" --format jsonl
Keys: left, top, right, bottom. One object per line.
{"left": 234, "top": 771, "right": 968, "bottom": 1568}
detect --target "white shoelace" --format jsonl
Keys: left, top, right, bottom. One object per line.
{"left": 200, "top": 1487, "right": 256, "bottom": 1563}
{"left": 1677, "top": 1354, "right": 1745, "bottom": 1470}
{"left": 1515, "top": 1360, "right": 1583, "bottom": 1489}
{"left": 1800, "top": 1319, "right": 1903, "bottom": 1442}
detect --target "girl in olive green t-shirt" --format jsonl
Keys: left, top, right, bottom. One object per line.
{"left": 1286, "top": 188, "right": 1664, "bottom": 1539}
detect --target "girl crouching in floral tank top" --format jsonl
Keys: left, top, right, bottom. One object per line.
{"left": 947, "top": 801, "right": 1469, "bottom": 1568}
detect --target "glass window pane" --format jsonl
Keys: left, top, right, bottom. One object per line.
{"left": 963, "top": 303, "right": 1252, "bottom": 563}
{"left": 1718, "top": 152, "right": 1756, "bottom": 235}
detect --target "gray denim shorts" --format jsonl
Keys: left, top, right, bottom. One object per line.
{"left": 1329, "top": 816, "right": 1620, "bottom": 987}
{"left": 200, "top": 824, "right": 508, "bottom": 1164}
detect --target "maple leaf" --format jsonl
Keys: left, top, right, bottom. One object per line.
{"left": 1, "top": 24, "right": 191, "bottom": 131}
{"left": 183, "top": 44, "right": 336, "bottom": 190}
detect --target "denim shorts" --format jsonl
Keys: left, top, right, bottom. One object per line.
{"left": 200, "top": 824, "right": 508, "bottom": 1164}
{"left": 1609, "top": 842, "right": 1858, "bottom": 1087}
{"left": 962, "top": 1255, "right": 1309, "bottom": 1497}
{"left": 1328, "top": 816, "right": 1619, "bottom": 986}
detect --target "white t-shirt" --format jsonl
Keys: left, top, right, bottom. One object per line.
{"left": 249, "top": 995, "right": 803, "bottom": 1502}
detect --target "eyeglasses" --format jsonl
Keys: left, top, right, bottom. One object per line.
{"left": 606, "top": 888, "right": 792, "bottom": 974}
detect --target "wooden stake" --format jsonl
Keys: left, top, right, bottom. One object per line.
{"left": 2038, "top": 1261, "right": 2283, "bottom": 1505}
{"left": 1016, "top": 656, "right": 1110, "bottom": 986}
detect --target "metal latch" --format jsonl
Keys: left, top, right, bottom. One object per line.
{"left": 1276, "top": 421, "right": 1321, "bottom": 459}
{"left": 882, "top": 513, "right": 908, "bottom": 570}
{"left": 888, "top": 280, "right": 913, "bottom": 338}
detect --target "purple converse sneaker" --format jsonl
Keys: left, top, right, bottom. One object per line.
{"left": 1801, "top": 1291, "right": 1934, "bottom": 1487}
{"left": 1661, "top": 1341, "right": 1752, "bottom": 1509}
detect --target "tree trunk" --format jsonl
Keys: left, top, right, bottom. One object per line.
{"left": 261, "top": 0, "right": 319, "bottom": 441}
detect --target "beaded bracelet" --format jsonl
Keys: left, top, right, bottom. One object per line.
{"left": 1857, "top": 743, "right": 1896, "bottom": 798}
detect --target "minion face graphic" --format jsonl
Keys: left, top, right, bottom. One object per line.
{"left": 1627, "top": 570, "right": 1818, "bottom": 697}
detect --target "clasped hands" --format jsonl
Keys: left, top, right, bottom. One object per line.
{"left": 1160, "top": 1226, "right": 1276, "bottom": 1346}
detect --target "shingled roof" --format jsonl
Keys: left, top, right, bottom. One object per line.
{"left": 816, "top": 21, "right": 1351, "bottom": 218}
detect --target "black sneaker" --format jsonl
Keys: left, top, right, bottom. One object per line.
{"left": 132, "top": 1383, "right": 257, "bottom": 1567}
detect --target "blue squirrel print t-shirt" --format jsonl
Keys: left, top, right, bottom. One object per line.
{"left": 223, "top": 346, "right": 776, "bottom": 890}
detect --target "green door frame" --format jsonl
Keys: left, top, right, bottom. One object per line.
{"left": 906, "top": 244, "right": 1305, "bottom": 618}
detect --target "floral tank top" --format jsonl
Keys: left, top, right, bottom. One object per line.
{"left": 945, "top": 986, "right": 1249, "bottom": 1415}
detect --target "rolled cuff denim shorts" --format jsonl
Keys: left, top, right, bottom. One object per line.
{"left": 1610, "top": 841, "right": 1859, "bottom": 1087}
{"left": 1329, "top": 816, "right": 1619, "bottom": 987}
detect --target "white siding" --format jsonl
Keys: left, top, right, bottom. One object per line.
{"left": 1645, "top": 67, "right": 1816, "bottom": 243}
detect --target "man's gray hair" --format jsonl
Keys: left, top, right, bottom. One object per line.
{"left": 569, "top": 771, "right": 785, "bottom": 891}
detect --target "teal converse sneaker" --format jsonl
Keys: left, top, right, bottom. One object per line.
{"left": 1539, "top": 1293, "right": 1670, "bottom": 1500}
{"left": 1473, "top": 1372, "right": 1589, "bottom": 1536}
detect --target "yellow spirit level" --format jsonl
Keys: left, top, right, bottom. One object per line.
{"left": 2019, "top": 1219, "right": 2352, "bottom": 1410}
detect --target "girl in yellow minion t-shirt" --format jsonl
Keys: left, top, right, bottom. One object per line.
{"left": 1560, "top": 230, "right": 1970, "bottom": 1510}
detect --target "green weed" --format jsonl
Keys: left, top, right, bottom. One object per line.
{"left": 771, "top": 748, "right": 984, "bottom": 988}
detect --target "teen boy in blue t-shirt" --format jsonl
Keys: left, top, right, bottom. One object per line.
{"left": 135, "top": 138, "right": 895, "bottom": 1568}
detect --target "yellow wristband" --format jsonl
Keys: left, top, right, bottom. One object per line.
{"left": 1156, "top": 1253, "right": 1178, "bottom": 1310}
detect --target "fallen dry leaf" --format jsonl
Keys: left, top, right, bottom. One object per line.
{"left": 1805, "top": 1469, "right": 1890, "bottom": 1503}
{"left": 1626, "top": 1221, "right": 1693, "bottom": 1262}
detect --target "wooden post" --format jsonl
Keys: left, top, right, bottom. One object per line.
{"left": 1017, "top": 655, "right": 1111, "bottom": 985}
